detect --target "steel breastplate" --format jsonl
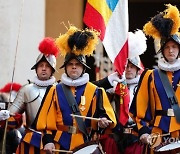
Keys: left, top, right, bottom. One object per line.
{"left": 9, "top": 83, "right": 47, "bottom": 127}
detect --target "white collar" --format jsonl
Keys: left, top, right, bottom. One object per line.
{"left": 61, "top": 73, "right": 89, "bottom": 86}
{"left": 158, "top": 58, "right": 180, "bottom": 72}
{"left": 32, "top": 76, "right": 56, "bottom": 87}
{"left": 126, "top": 75, "right": 140, "bottom": 85}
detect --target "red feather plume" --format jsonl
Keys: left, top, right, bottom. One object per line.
{"left": 38, "top": 37, "right": 59, "bottom": 57}
{"left": 0, "top": 83, "right": 22, "bottom": 93}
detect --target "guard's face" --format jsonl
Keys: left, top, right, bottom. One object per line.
{"left": 163, "top": 40, "right": 179, "bottom": 64}
{"left": 36, "top": 61, "right": 53, "bottom": 81}
{"left": 66, "top": 59, "right": 84, "bottom": 80}
{"left": 125, "top": 62, "right": 139, "bottom": 79}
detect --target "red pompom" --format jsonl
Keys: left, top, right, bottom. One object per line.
{"left": 38, "top": 37, "right": 59, "bottom": 57}
{"left": 0, "top": 83, "right": 22, "bottom": 93}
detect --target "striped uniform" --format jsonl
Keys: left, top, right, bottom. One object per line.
{"left": 130, "top": 69, "right": 180, "bottom": 152}
{"left": 36, "top": 82, "right": 117, "bottom": 151}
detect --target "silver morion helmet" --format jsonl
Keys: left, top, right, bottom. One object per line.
{"left": 128, "top": 56, "right": 143, "bottom": 70}
{"left": 31, "top": 37, "right": 59, "bottom": 72}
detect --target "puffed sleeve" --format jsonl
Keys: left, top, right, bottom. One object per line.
{"left": 130, "top": 69, "right": 155, "bottom": 136}
{"left": 96, "top": 87, "right": 117, "bottom": 131}
{"left": 36, "top": 85, "right": 57, "bottom": 131}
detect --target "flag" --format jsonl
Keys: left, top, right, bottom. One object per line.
{"left": 83, "top": 0, "right": 129, "bottom": 75}
{"left": 84, "top": 0, "right": 129, "bottom": 126}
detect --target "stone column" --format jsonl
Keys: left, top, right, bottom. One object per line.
{"left": 0, "top": 0, "right": 45, "bottom": 87}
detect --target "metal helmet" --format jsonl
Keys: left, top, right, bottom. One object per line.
{"left": 31, "top": 53, "right": 57, "bottom": 72}
{"left": 60, "top": 53, "right": 90, "bottom": 69}
{"left": 0, "top": 83, "right": 22, "bottom": 104}
{"left": 31, "top": 37, "right": 59, "bottom": 72}
{"left": 158, "top": 34, "right": 180, "bottom": 53}
{"left": 128, "top": 56, "right": 143, "bottom": 70}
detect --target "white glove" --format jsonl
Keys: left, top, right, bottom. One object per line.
{"left": 140, "top": 133, "right": 151, "bottom": 144}
{"left": 108, "top": 72, "right": 125, "bottom": 86}
{"left": 98, "top": 117, "right": 110, "bottom": 128}
{"left": 44, "top": 143, "right": 55, "bottom": 154}
{"left": 0, "top": 110, "right": 10, "bottom": 121}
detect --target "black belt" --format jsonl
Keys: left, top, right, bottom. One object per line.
{"left": 156, "top": 109, "right": 175, "bottom": 117}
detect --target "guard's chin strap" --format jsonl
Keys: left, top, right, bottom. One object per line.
{"left": 80, "top": 66, "right": 86, "bottom": 77}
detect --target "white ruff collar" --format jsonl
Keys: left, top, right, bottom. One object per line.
{"left": 32, "top": 76, "right": 56, "bottom": 87}
{"left": 158, "top": 58, "right": 180, "bottom": 72}
{"left": 61, "top": 73, "right": 89, "bottom": 86}
{"left": 126, "top": 75, "right": 140, "bottom": 85}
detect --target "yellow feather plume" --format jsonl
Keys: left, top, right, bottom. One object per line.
{"left": 143, "top": 4, "right": 180, "bottom": 39}
{"left": 55, "top": 26, "right": 100, "bottom": 57}
{"left": 55, "top": 26, "right": 78, "bottom": 57}
{"left": 164, "top": 4, "right": 180, "bottom": 35}
{"left": 143, "top": 21, "right": 161, "bottom": 39}
{"left": 72, "top": 28, "right": 100, "bottom": 56}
